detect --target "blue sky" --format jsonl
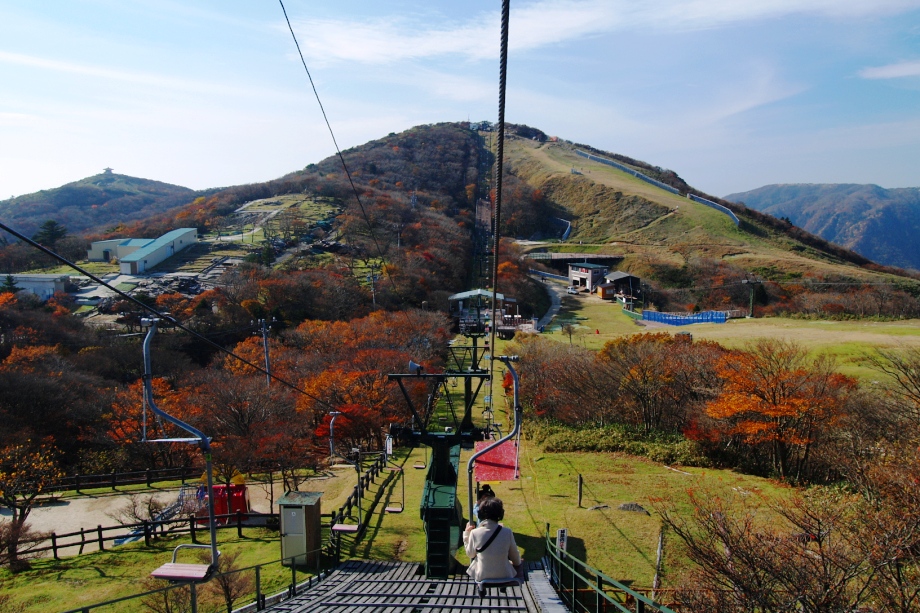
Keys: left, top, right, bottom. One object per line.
{"left": 2, "top": 0, "right": 920, "bottom": 200}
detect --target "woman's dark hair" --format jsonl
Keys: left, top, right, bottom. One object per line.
{"left": 477, "top": 496, "right": 504, "bottom": 522}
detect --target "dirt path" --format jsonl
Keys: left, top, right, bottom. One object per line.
{"left": 10, "top": 478, "right": 325, "bottom": 558}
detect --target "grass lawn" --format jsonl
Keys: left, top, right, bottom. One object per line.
{"left": 25, "top": 261, "right": 119, "bottom": 276}
{"left": 3, "top": 441, "right": 790, "bottom": 610}
{"left": 0, "top": 529, "right": 293, "bottom": 612}
{"left": 333, "top": 439, "right": 790, "bottom": 590}
{"left": 526, "top": 278, "right": 920, "bottom": 379}
{"left": 650, "top": 317, "right": 920, "bottom": 379}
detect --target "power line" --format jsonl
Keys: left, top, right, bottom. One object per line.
{"left": 278, "top": 0, "right": 413, "bottom": 323}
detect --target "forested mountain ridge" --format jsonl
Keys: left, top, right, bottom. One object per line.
{"left": 726, "top": 183, "right": 920, "bottom": 271}
{"left": 0, "top": 172, "right": 208, "bottom": 239}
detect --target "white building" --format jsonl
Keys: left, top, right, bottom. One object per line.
{"left": 87, "top": 238, "right": 158, "bottom": 262}
{"left": 87, "top": 228, "right": 197, "bottom": 275}
{"left": 568, "top": 263, "right": 609, "bottom": 292}
{"left": 9, "top": 274, "right": 70, "bottom": 300}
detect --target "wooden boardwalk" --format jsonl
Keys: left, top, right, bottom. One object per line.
{"left": 265, "top": 559, "right": 552, "bottom": 612}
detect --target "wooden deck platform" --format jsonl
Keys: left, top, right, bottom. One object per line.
{"left": 265, "top": 559, "right": 557, "bottom": 613}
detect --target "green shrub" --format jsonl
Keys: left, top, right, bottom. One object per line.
{"left": 528, "top": 422, "right": 710, "bottom": 467}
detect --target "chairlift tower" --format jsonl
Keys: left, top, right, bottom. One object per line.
{"left": 388, "top": 309, "right": 494, "bottom": 578}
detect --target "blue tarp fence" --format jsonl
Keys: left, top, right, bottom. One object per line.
{"left": 643, "top": 310, "right": 727, "bottom": 325}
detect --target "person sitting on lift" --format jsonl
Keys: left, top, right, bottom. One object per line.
{"left": 463, "top": 497, "right": 521, "bottom": 582}
{"left": 472, "top": 484, "right": 495, "bottom": 524}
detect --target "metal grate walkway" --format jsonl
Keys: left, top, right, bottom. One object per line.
{"left": 263, "top": 559, "right": 559, "bottom": 613}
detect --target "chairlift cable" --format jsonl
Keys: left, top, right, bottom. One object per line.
{"left": 488, "top": 0, "right": 511, "bottom": 415}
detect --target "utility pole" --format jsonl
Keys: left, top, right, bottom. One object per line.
{"left": 368, "top": 264, "right": 378, "bottom": 308}
{"left": 741, "top": 279, "right": 762, "bottom": 318}
{"left": 256, "top": 318, "right": 273, "bottom": 387}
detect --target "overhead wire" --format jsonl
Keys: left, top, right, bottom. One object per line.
{"left": 277, "top": 0, "right": 417, "bottom": 327}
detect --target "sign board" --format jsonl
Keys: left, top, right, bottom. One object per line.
{"left": 385, "top": 435, "right": 393, "bottom": 456}
{"left": 557, "top": 528, "right": 568, "bottom": 553}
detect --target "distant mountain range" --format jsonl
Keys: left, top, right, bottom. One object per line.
{"left": 0, "top": 171, "right": 206, "bottom": 239}
{"left": 726, "top": 184, "right": 920, "bottom": 271}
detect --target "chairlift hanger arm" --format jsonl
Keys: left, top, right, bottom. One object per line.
{"left": 390, "top": 376, "right": 430, "bottom": 435}
{"left": 142, "top": 320, "right": 210, "bottom": 451}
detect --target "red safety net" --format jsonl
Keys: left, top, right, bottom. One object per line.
{"left": 473, "top": 440, "right": 519, "bottom": 482}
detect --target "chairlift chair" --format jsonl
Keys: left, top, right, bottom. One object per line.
{"left": 141, "top": 319, "right": 220, "bottom": 584}
{"left": 413, "top": 444, "right": 428, "bottom": 470}
{"left": 383, "top": 465, "right": 405, "bottom": 514}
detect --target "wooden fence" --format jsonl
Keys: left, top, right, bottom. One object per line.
{"left": 48, "top": 466, "right": 201, "bottom": 493}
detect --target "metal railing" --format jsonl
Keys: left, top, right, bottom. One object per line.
{"left": 543, "top": 524, "right": 677, "bottom": 613}
{"left": 61, "top": 551, "right": 331, "bottom": 613}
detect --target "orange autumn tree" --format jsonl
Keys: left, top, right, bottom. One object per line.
{"left": 0, "top": 439, "right": 64, "bottom": 569}
{"left": 105, "top": 378, "right": 197, "bottom": 470}
{"left": 705, "top": 339, "right": 855, "bottom": 481}
{"left": 223, "top": 336, "right": 300, "bottom": 382}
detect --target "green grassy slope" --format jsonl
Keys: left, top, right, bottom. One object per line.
{"left": 506, "top": 138, "right": 909, "bottom": 282}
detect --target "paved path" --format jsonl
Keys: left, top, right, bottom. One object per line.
{"left": 14, "top": 482, "right": 282, "bottom": 558}
{"left": 532, "top": 276, "right": 564, "bottom": 330}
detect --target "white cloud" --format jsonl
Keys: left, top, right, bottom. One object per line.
{"left": 859, "top": 60, "right": 920, "bottom": 79}
{"left": 0, "top": 51, "right": 253, "bottom": 97}
{"left": 290, "top": 0, "right": 920, "bottom": 65}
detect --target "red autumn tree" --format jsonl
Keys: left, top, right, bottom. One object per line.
{"left": 705, "top": 339, "right": 855, "bottom": 480}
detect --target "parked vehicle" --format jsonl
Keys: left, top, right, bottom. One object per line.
{"left": 566, "top": 286, "right": 578, "bottom": 295}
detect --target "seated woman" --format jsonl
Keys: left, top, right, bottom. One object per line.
{"left": 463, "top": 497, "right": 522, "bottom": 583}
{"left": 472, "top": 484, "right": 495, "bottom": 524}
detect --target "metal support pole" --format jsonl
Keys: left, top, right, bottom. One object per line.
{"left": 142, "top": 319, "right": 219, "bottom": 570}
{"left": 260, "top": 318, "right": 272, "bottom": 388}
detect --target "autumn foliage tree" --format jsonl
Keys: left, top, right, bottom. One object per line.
{"left": 0, "top": 440, "right": 63, "bottom": 569}
{"left": 595, "top": 333, "right": 722, "bottom": 433}
{"left": 703, "top": 339, "right": 855, "bottom": 480}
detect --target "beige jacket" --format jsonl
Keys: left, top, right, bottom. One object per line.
{"left": 463, "top": 519, "right": 522, "bottom": 582}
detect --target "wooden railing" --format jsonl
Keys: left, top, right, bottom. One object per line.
{"left": 48, "top": 466, "right": 201, "bottom": 493}
{"left": 35, "top": 511, "right": 280, "bottom": 560}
